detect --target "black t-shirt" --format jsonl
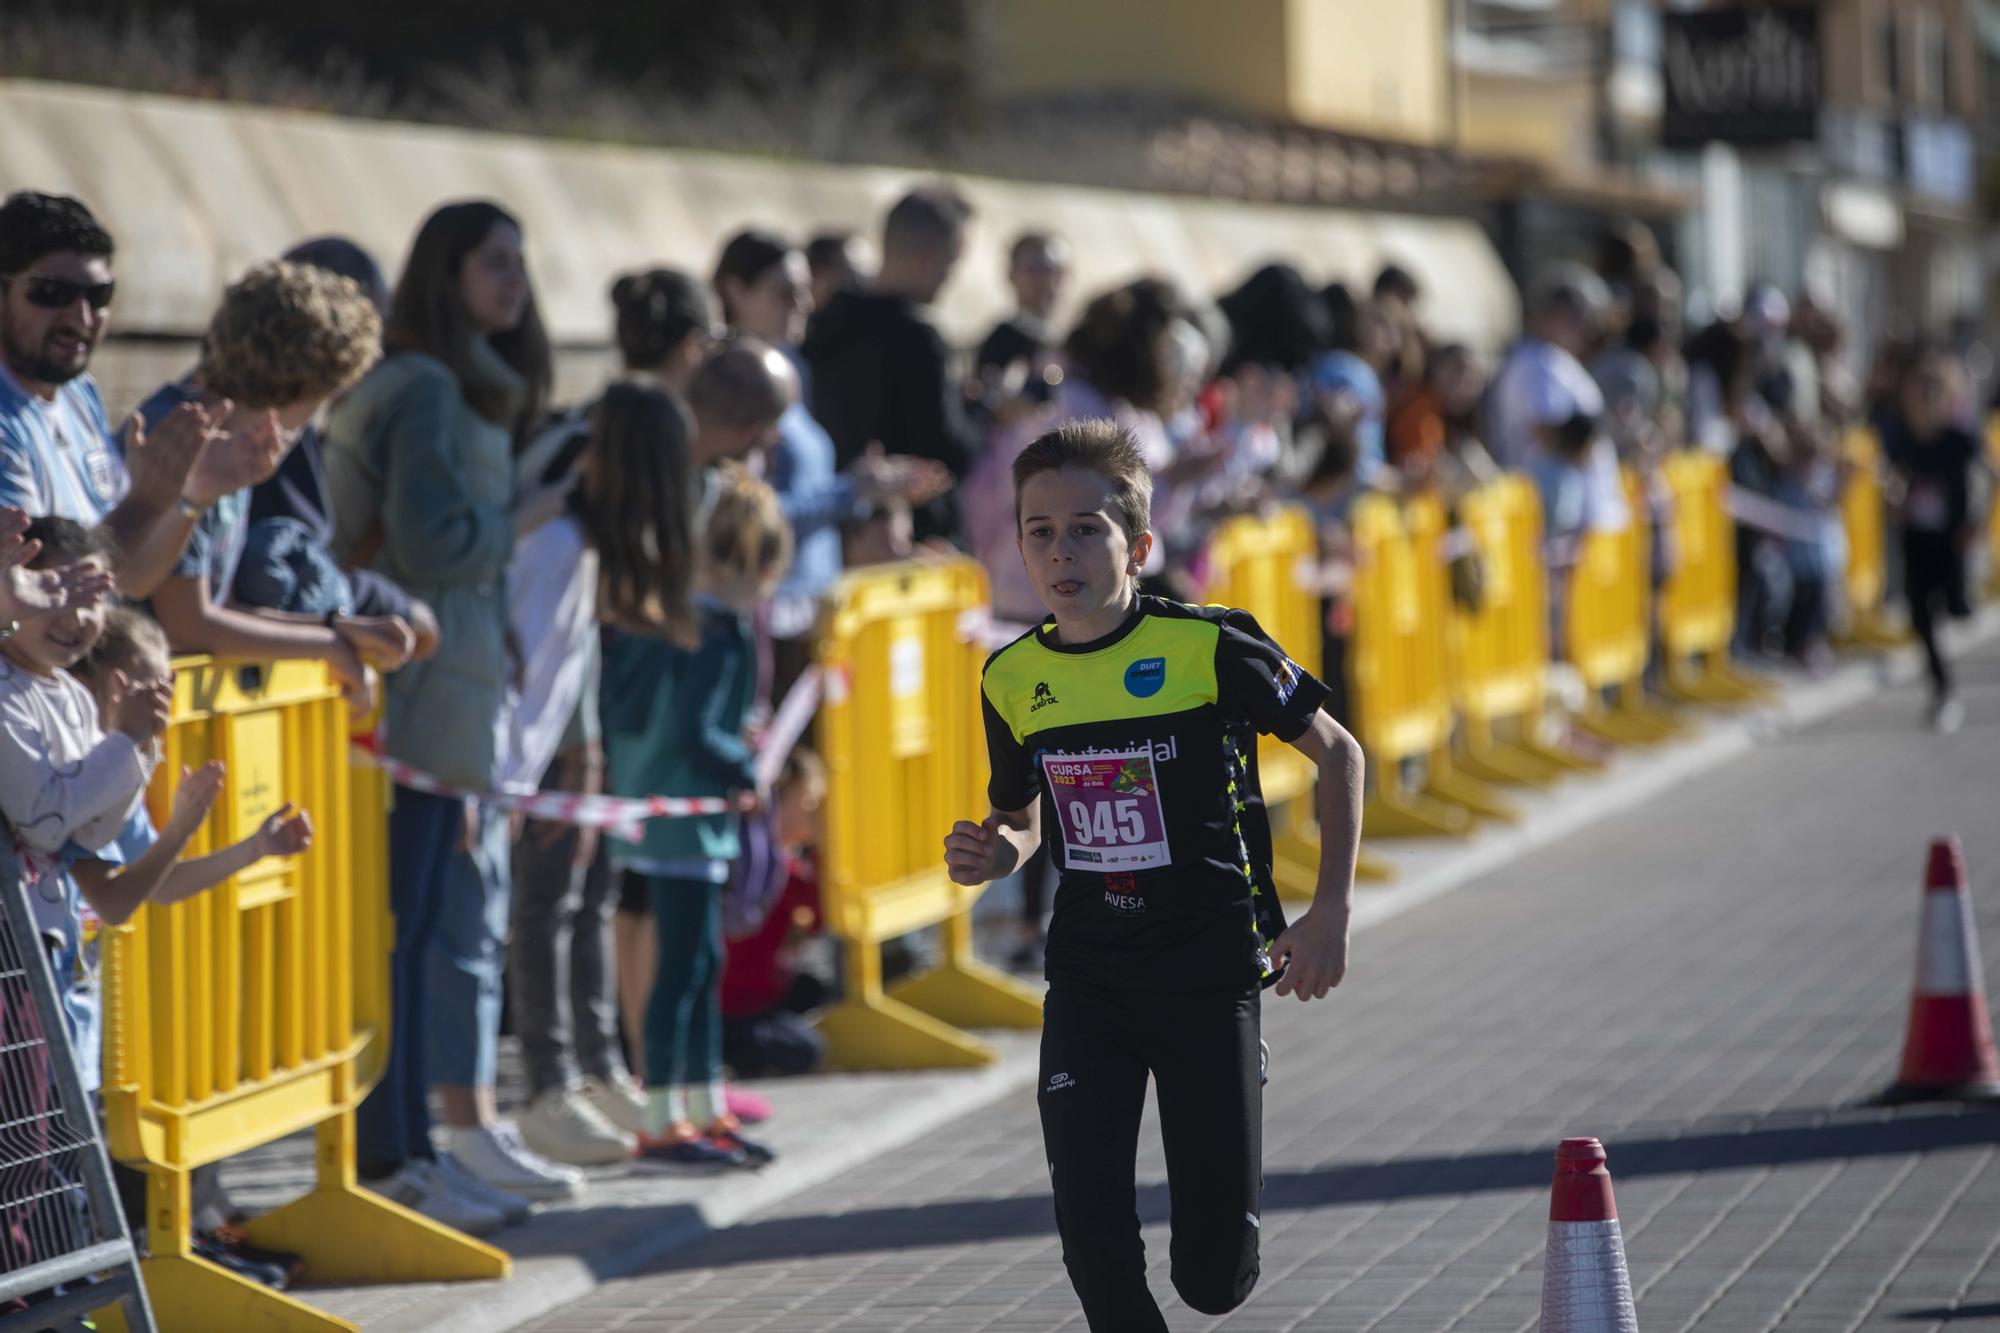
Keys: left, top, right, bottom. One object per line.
{"left": 1883, "top": 421, "right": 1978, "bottom": 535}
{"left": 980, "top": 597, "right": 1331, "bottom": 992}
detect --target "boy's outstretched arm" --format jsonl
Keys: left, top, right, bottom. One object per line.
{"left": 156, "top": 804, "right": 313, "bottom": 907}
{"left": 71, "top": 761, "right": 223, "bottom": 926}
{"left": 1270, "top": 707, "right": 1363, "bottom": 1002}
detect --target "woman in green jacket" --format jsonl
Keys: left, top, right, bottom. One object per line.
{"left": 326, "top": 200, "right": 576, "bottom": 1232}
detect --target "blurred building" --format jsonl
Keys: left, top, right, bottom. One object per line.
{"left": 1455, "top": 0, "right": 1985, "bottom": 367}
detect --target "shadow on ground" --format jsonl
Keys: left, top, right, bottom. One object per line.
{"left": 610, "top": 1107, "right": 2000, "bottom": 1275}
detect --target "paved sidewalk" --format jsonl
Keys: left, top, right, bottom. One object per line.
{"left": 512, "top": 630, "right": 2000, "bottom": 1333}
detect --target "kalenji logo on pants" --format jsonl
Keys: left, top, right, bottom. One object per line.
{"left": 1046, "top": 1071, "right": 1075, "bottom": 1092}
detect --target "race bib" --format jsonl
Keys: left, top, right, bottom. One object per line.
{"left": 1905, "top": 479, "right": 1949, "bottom": 532}
{"left": 1041, "top": 747, "right": 1171, "bottom": 871}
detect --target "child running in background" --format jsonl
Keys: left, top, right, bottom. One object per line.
{"left": 507, "top": 378, "right": 701, "bottom": 1169}
{"left": 603, "top": 467, "right": 792, "bottom": 1170}
{"left": 1884, "top": 348, "right": 1990, "bottom": 732}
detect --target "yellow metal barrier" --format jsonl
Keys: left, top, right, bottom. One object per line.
{"left": 815, "top": 559, "right": 1042, "bottom": 1071}
{"left": 1449, "top": 477, "right": 1597, "bottom": 786}
{"left": 99, "top": 660, "right": 505, "bottom": 1333}
{"left": 1836, "top": 426, "right": 1907, "bottom": 648}
{"left": 1205, "top": 509, "right": 1392, "bottom": 894}
{"left": 1657, "top": 452, "right": 1771, "bottom": 706}
{"left": 1564, "top": 473, "right": 1685, "bottom": 745}
{"left": 1346, "top": 494, "right": 1507, "bottom": 838}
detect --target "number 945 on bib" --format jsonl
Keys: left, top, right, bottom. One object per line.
{"left": 1040, "top": 748, "right": 1173, "bottom": 871}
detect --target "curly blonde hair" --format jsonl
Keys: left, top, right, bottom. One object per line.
{"left": 196, "top": 260, "right": 382, "bottom": 409}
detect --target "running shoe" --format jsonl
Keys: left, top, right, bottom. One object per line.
{"left": 1934, "top": 695, "right": 1966, "bottom": 734}
{"left": 518, "top": 1086, "right": 634, "bottom": 1166}
{"left": 703, "top": 1114, "right": 776, "bottom": 1168}
{"left": 442, "top": 1123, "right": 585, "bottom": 1203}
{"left": 634, "top": 1122, "right": 748, "bottom": 1172}
{"left": 582, "top": 1075, "right": 650, "bottom": 1136}
{"left": 192, "top": 1230, "right": 289, "bottom": 1288}
{"left": 211, "top": 1224, "right": 304, "bottom": 1289}
{"left": 367, "top": 1159, "right": 508, "bottom": 1236}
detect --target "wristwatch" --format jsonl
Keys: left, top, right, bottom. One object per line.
{"left": 176, "top": 496, "right": 208, "bottom": 522}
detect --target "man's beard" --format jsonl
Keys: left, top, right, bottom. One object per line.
{"left": 0, "top": 321, "right": 92, "bottom": 387}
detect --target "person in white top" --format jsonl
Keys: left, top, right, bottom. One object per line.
{"left": 504, "top": 379, "right": 703, "bottom": 1167}
{"left": 0, "top": 518, "right": 167, "bottom": 866}
{"left": 1487, "top": 263, "right": 1630, "bottom": 546}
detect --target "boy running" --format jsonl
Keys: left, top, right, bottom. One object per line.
{"left": 944, "top": 421, "right": 1363, "bottom": 1330}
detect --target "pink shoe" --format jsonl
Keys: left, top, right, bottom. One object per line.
{"left": 724, "top": 1084, "right": 771, "bottom": 1124}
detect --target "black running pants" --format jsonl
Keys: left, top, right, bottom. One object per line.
{"left": 1038, "top": 982, "right": 1263, "bottom": 1331}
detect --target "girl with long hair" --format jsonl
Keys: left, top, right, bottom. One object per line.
{"left": 507, "top": 380, "right": 701, "bottom": 1168}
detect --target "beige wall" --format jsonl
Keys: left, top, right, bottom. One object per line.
{"left": 0, "top": 79, "right": 1520, "bottom": 359}
{"left": 1286, "top": 0, "right": 1450, "bottom": 144}
{"left": 1457, "top": 70, "right": 1600, "bottom": 169}
{"left": 992, "top": 0, "right": 1292, "bottom": 120}
{"left": 992, "top": 0, "right": 1449, "bottom": 143}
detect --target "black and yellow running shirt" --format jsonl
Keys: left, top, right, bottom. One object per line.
{"left": 981, "top": 596, "right": 1332, "bottom": 991}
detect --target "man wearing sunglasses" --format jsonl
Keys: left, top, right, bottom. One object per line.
{"left": 0, "top": 192, "right": 279, "bottom": 600}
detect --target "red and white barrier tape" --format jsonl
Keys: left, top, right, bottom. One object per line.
{"left": 351, "top": 666, "right": 826, "bottom": 840}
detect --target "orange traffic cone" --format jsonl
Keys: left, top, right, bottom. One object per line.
{"left": 1882, "top": 837, "right": 2000, "bottom": 1104}
{"left": 1540, "top": 1137, "right": 1638, "bottom": 1332}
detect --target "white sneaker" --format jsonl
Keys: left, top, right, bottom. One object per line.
{"left": 581, "top": 1076, "right": 649, "bottom": 1137}
{"left": 1934, "top": 697, "right": 1966, "bottom": 734}
{"left": 442, "top": 1123, "right": 585, "bottom": 1202}
{"left": 434, "top": 1149, "right": 534, "bottom": 1225}
{"left": 369, "top": 1160, "right": 505, "bottom": 1237}
{"left": 518, "top": 1087, "right": 634, "bottom": 1167}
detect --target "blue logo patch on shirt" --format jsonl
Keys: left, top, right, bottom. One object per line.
{"left": 1124, "top": 657, "right": 1166, "bottom": 698}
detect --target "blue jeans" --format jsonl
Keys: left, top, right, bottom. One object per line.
{"left": 358, "top": 787, "right": 508, "bottom": 1174}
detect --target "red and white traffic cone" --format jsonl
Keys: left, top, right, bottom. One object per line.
{"left": 1540, "top": 1137, "right": 1638, "bottom": 1332}
{"left": 1881, "top": 837, "right": 2000, "bottom": 1104}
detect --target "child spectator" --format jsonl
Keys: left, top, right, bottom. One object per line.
{"left": 720, "top": 747, "right": 829, "bottom": 1079}
{"left": 234, "top": 236, "right": 438, "bottom": 664}
{"left": 65, "top": 607, "right": 313, "bottom": 1070}
{"left": 508, "top": 379, "right": 699, "bottom": 1168}
{"left": 0, "top": 520, "right": 167, "bottom": 1080}
{"left": 128, "top": 261, "right": 413, "bottom": 704}
{"left": 604, "top": 468, "right": 791, "bottom": 1169}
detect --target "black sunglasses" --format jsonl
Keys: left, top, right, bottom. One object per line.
{"left": 8, "top": 273, "right": 116, "bottom": 311}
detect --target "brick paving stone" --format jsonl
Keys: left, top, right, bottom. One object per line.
{"left": 519, "top": 640, "right": 2000, "bottom": 1330}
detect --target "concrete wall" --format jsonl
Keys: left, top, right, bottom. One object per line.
{"left": 0, "top": 78, "right": 1518, "bottom": 357}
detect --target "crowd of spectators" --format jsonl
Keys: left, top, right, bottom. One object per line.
{"left": 0, "top": 180, "right": 1989, "bottom": 1285}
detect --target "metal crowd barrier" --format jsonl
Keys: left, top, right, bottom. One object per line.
{"left": 0, "top": 831, "right": 154, "bottom": 1333}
